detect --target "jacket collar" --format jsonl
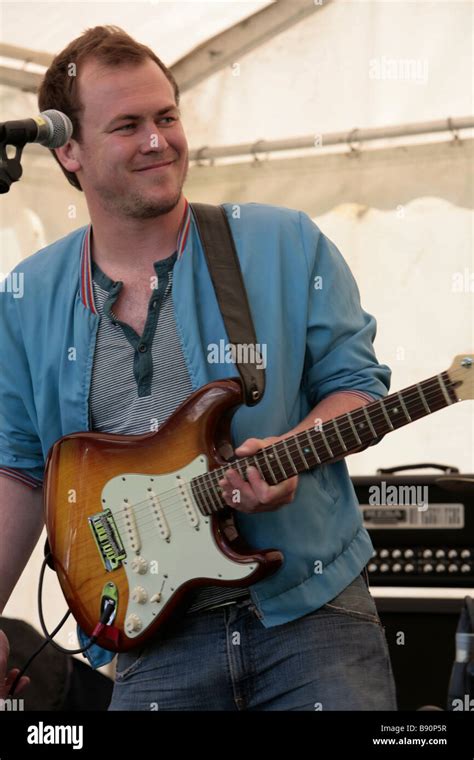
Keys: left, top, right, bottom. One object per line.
{"left": 79, "top": 196, "right": 192, "bottom": 314}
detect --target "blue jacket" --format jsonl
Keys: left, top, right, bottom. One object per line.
{"left": 0, "top": 201, "right": 391, "bottom": 666}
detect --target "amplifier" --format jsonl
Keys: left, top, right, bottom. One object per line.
{"left": 352, "top": 465, "right": 474, "bottom": 586}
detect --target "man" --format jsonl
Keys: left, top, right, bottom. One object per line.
{"left": 0, "top": 26, "right": 396, "bottom": 710}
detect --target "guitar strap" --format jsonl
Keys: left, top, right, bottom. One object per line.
{"left": 190, "top": 203, "right": 265, "bottom": 407}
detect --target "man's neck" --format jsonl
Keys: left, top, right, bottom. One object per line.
{"left": 89, "top": 194, "right": 187, "bottom": 274}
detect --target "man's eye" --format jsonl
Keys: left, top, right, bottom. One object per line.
{"left": 114, "top": 124, "right": 135, "bottom": 132}
{"left": 160, "top": 117, "right": 176, "bottom": 124}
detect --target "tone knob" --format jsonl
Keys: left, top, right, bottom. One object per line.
{"left": 423, "top": 564, "right": 433, "bottom": 573}
{"left": 422, "top": 549, "right": 433, "bottom": 559}
{"left": 460, "top": 549, "right": 471, "bottom": 559}
{"left": 391, "top": 549, "right": 402, "bottom": 559}
{"left": 460, "top": 564, "right": 471, "bottom": 573}
{"left": 448, "top": 549, "right": 458, "bottom": 559}
{"left": 405, "top": 563, "right": 415, "bottom": 573}
{"left": 125, "top": 614, "right": 142, "bottom": 633}
{"left": 379, "top": 563, "right": 390, "bottom": 573}
{"left": 448, "top": 564, "right": 458, "bottom": 573}
{"left": 379, "top": 549, "right": 389, "bottom": 559}
{"left": 435, "top": 549, "right": 445, "bottom": 559}
{"left": 131, "top": 557, "right": 148, "bottom": 575}
{"left": 404, "top": 549, "right": 414, "bottom": 559}
{"left": 435, "top": 563, "right": 446, "bottom": 573}
{"left": 392, "top": 563, "right": 402, "bottom": 573}
{"left": 131, "top": 586, "right": 148, "bottom": 604}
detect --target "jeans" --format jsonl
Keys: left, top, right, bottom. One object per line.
{"left": 108, "top": 572, "right": 397, "bottom": 711}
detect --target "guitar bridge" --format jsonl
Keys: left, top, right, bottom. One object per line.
{"left": 89, "top": 508, "right": 127, "bottom": 572}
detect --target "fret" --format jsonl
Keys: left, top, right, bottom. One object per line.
{"left": 333, "top": 413, "right": 360, "bottom": 450}
{"left": 295, "top": 435, "right": 311, "bottom": 469}
{"left": 261, "top": 447, "right": 278, "bottom": 484}
{"left": 282, "top": 439, "right": 298, "bottom": 475}
{"left": 362, "top": 406, "right": 377, "bottom": 437}
{"left": 437, "top": 374, "right": 453, "bottom": 406}
{"left": 331, "top": 419, "right": 347, "bottom": 452}
{"left": 417, "top": 383, "right": 432, "bottom": 414}
{"left": 304, "top": 430, "right": 321, "bottom": 464}
{"left": 322, "top": 421, "right": 346, "bottom": 457}
{"left": 350, "top": 408, "right": 375, "bottom": 443}
{"left": 397, "top": 391, "right": 412, "bottom": 421}
{"left": 273, "top": 441, "right": 292, "bottom": 477}
{"left": 319, "top": 428, "right": 334, "bottom": 458}
{"left": 270, "top": 444, "right": 287, "bottom": 479}
{"left": 378, "top": 400, "right": 394, "bottom": 431}
{"left": 253, "top": 457, "right": 265, "bottom": 479}
{"left": 234, "top": 459, "right": 247, "bottom": 479}
{"left": 347, "top": 412, "right": 362, "bottom": 445}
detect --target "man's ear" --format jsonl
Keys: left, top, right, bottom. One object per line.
{"left": 54, "top": 141, "right": 81, "bottom": 174}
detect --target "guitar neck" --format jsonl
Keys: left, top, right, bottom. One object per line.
{"left": 192, "top": 369, "right": 460, "bottom": 515}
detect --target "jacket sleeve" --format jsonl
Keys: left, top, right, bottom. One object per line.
{"left": 299, "top": 211, "right": 391, "bottom": 408}
{"left": 0, "top": 289, "right": 44, "bottom": 487}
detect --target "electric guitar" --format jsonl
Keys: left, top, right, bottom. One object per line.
{"left": 44, "top": 354, "right": 473, "bottom": 652}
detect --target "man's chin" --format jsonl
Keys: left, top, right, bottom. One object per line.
{"left": 120, "top": 191, "right": 181, "bottom": 219}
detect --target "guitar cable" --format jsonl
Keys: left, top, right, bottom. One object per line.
{"left": 7, "top": 549, "right": 116, "bottom": 698}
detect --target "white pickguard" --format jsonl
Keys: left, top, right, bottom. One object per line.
{"left": 101, "top": 455, "right": 257, "bottom": 639}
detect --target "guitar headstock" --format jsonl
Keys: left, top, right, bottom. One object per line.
{"left": 446, "top": 354, "right": 474, "bottom": 400}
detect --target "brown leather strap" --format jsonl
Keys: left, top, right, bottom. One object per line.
{"left": 190, "top": 202, "right": 265, "bottom": 406}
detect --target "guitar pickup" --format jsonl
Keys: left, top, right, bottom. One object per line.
{"left": 89, "top": 508, "right": 127, "bottom": 572}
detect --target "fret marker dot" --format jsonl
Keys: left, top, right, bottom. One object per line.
{"left": 359, "top": 423, "right": 365, "bottom": 428}
{"left": 392, "top": 408, "right": 398, "bottom": 414}
{"left": 304, "top": 448, "right": 310, "bottom": 454}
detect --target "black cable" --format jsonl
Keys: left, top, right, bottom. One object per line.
{"left": 7, "top": 553, "right": 115, "bottom": 698}
{"left": 37, "top": 554, "right": 99, "bottom": 656}
{"left": 7, "top": 609, "right": 70, "bottom": 698}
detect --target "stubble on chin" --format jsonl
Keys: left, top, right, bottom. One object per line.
{"left": 100, "top": 183, "right": 183, "bottom": 220}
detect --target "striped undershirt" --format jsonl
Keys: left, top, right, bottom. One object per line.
{"left": 89, "top": 251, "right": 249, "bottom": 614}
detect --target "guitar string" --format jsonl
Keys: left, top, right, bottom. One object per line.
{"left": 109, "top": 373, "right": 459, "bottom": 526}
{"left": 91, "top": 374, "right": 461, "bottom": 537}
{"left": 66, "top": 371, "right": 465, "bottom": 548}
{"left": 70, "top": 373, "right": 467, "bottom": 561}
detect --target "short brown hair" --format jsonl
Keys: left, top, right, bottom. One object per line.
{"left": 37, "top": 25, "right": 180, "bottom": 192}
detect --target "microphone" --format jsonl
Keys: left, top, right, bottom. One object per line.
{"left": 0, "top": 109, "right": 73, "bottom": 148}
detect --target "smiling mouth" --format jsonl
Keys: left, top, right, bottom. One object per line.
{"left": 135, "top": 161, "right": 174, "bottom": 172}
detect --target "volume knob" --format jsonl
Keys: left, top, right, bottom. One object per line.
{"left": 125, "top": 614, "right": 142, "bottom": 633}
{"left": 131, "top": 557, "right": 148, "bottom": 575}
{"left": 131, "top": 586, "right": 148, "bottom": 604}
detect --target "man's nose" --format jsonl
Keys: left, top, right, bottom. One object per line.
{"left": 138, "top": 121, "right": 169, "bottom": 152}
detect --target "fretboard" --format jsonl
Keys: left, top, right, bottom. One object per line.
{"left": 191, "top": 371, "right": 459, "bottom": 515}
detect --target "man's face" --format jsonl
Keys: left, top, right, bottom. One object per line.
{"left": 72, "top": 57, "right": 189, "bottom": 219}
